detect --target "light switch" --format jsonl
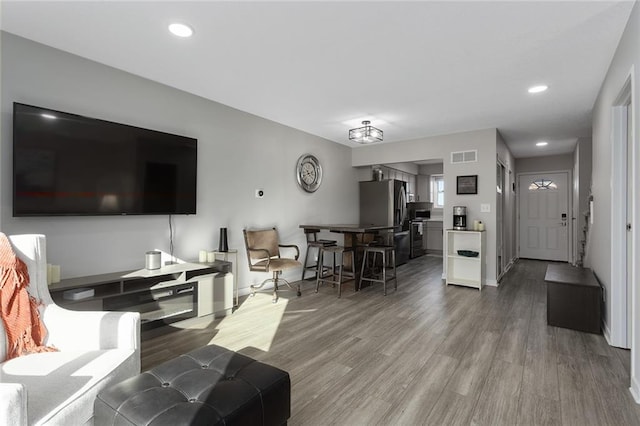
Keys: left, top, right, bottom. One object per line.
{"left": 481, "top": 203, "right": 491, "bottom": 213}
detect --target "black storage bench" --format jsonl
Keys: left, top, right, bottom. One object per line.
{"left": 545, "top": 263, "right": 602, "bottom": 334}
{"left": 95, "top": 345, "right": 291, "bottom": 426}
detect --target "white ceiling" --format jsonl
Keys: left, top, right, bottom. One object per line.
{"left": 1, "top": 1, "right": 635, "bottom": 158}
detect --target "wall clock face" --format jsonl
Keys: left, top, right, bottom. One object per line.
{"left": 296, "top": 154, "right": 322, "bottom": 193}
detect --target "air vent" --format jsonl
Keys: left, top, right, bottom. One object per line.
{"left": 451, "top": 150, "right": 477, "bottom": 164}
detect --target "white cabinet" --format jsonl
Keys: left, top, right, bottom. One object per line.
{"left": 445, "top": 230, "right": 486, "bottom": 290}
{"left": 416, "top": 175, "right": 430, "bottom": 202}
{"left": 212, "top": 249, "right": 238, "bottom": 308}
{"left": 213, "top": 273, "right": 234, "bottom": 316}
{"left": 197, "top": 272, "right": 234, "bottom": 318}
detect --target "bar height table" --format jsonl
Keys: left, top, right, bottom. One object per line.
{"left": 299, "top": 224, "right": 395, "bottom": 289}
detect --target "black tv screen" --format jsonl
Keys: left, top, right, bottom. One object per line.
{"left": 13, "top": 103, "right": 197, "bottom": 216}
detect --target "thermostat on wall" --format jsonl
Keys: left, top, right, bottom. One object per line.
{"left": 63, "top": 288, "right": 95, "bottom": 300}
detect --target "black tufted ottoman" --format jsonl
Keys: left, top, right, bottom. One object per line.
{"left": 94, "top": 345, "right": 291, "bottom": 425}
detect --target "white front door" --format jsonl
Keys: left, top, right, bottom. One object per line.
{"left": 519, "top": 172, "right": 569, "bottom": 261}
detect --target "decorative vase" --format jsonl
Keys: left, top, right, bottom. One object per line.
{"left": 218, "top": 228, "right": 229, "bottom": 252}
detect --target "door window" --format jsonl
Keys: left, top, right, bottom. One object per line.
{"left": 528, "top": 179, "right": 557, "bottom": 191}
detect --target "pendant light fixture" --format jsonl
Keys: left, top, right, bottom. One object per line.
{"left": 349, "top": 120, "right": 383, "bottom": 144}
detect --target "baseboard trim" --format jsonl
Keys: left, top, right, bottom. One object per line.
{"left": 602, "top": 322, "right": 632, "bottom": 349}
{"left": 495, "top": 258, "right": 517, "bottom": 284}
{"left": 239, "top": 287, "right": 253, "bottom": 297}
{"left": 630, "top": 377, "right": 640, "bottom": 404}
{"left": 504, "top": 260, "right": 514, "bottom": 274}
{"left": 603, "top": 321, "right": 613, "bottom": 346}
{"left": 485, "top": 279, "right": 498, "bottom": 287}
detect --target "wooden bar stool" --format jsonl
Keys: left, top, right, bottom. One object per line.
{"left": 315, "top": 246, "right": 355, "bottom": 298}
{"left": 301, "top": 228, "right": 336, "bottom": 281}
{"left": 358, "top": 245, "right": 397, "bottom": 295}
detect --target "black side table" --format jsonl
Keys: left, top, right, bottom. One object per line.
{"left": 545, "top": 263, "right": 602, "bottom": 334}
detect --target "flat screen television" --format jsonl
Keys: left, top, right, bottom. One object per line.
{"left": 13, "top": 103, "right": 197, "bottom": 216}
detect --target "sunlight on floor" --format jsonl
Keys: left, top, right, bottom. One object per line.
{"left": 170, "top": 318, "right": 215, "bottom": 330}
{"left": 207, "top": 292, "right": 290, "bottom": 352}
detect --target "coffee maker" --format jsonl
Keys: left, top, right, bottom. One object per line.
{"left": 453, "top": 206, "right": 467, "bottom": 230}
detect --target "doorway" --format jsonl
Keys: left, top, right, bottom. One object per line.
{"left": 626, "top": 100, "right": 633, "bottom": 347}
{"left": 518, "top": 171, "right": 570, "bottom": 261}
{"left": 611, "top": 76, "right": 633, "bottom": 349}
{"left": 497, "top": 161, "right": 506, "bottom": 279}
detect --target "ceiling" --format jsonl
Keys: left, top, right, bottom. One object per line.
{"left": 1, "top": 1, "right": 635, "bottom": 158}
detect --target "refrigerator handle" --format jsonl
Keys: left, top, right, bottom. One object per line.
{"left": 400, "top": 187, "right": 407, "bottom": 223}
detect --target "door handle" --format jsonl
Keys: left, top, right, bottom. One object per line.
{"left": 627, "top": 223, "right": 632, "bottom": 231}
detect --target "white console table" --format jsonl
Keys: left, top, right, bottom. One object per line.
{"left": 209, "top": 249, "right": 238, "bottom": 308}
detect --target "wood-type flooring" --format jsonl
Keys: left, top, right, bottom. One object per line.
{"left": 141, "top": 256, "right": 640, "bottom": 425}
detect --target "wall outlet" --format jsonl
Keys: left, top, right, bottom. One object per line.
{"left": 255, "top": 189, "right": 264, "bottom": 198}
{"left": 481, "top": 203, "right": 491, "bottom": 213}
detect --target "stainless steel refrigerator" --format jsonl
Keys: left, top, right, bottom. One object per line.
{"left": 359, "top": 179, "right": 410, "bottom": 265}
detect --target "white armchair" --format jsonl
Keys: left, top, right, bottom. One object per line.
{"left": 0, "top": 235, "right": 140, "bottom": 425}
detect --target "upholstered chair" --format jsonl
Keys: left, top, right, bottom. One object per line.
{"left": 243, "top": 228, "right": 301, "bottom": 303}
{"left": 0, "top": 234, "right": 140, "bottom": 425}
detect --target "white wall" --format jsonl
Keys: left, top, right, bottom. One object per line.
{"left": 589, "top": 1, "right": 639, "bottom": 401}
{"left": 574, "top": 138, "right": 593, "bottom": 265}
{"left": 576, "top": 139, "right": 593, "bottom": 222}
{"left": 515, "top": 154, "right": 574, "bottom": 174}
{"left": 0, "top": 33, "right": 359, "bottom": 291}
{"left": 384, "top": 162, "right": 419, "bottom": 175}
{"left": 418, "top": 163, "right": 444, "bottom": 175}
{"left": 352, "top": 128, "right": 503, "bottom": 285}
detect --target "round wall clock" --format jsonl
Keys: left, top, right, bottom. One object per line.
{"left": 296, "top": 154, "right": 322, "bottom": 193}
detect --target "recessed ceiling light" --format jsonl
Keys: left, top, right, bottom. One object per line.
{"left": 536, "top": 141, "right": 548, "bottom": 147}
{"left": 168, "top": 23, "right": 194, "bottom": 38}
{"left": 528, "top": 85, "right": 548, "bottom": 94}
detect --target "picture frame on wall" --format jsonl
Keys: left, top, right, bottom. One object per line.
{"left": 457, "top": 175, "right": 478, "bottom": 194}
